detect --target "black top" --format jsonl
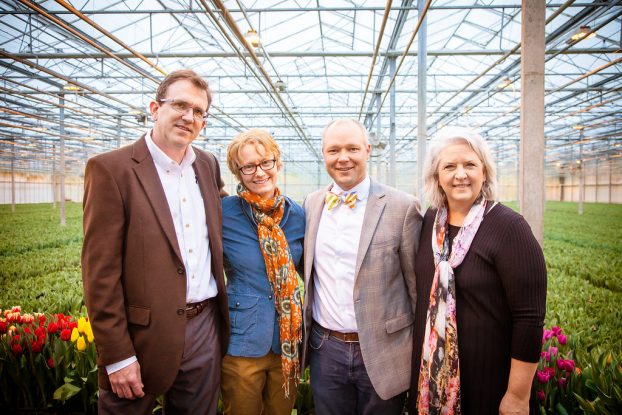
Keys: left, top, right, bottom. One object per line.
{"left": 408, "top": 203, "right": 547, "bottom": 414}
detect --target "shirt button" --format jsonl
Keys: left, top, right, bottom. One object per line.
{"left": 177, "top": 309, "right": 185, "bottom": 316}
{"left": 268, "top": 295, "right": 273, "bottom": 300}
{"left": 177, "top": 266, "right": 184, "bottom": 274}
{"left": 185, "top": 224, "right": 190, "bottom": 228}
{"left": 182, "top": 197, "right": 187, "bottom": 202}
{"left": 188, "top": 248, "right": 193, "bottom": 254}
{"left": 236, "top": 301, "right": 240, "bottom": 307}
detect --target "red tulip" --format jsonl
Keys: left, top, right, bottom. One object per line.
{"left": 47, "top": 357, "right": 55, "bottom": 368}
{"left": 0, "top": 321, "right": 7, "bottom": 333}
{"left": 38, "top": 314, "right": 46, "bottom": 325}
{"left": 536, "top": 390, "right": 545, "bottom": 402}
{"left": 60, "top": 328, "right": 72, "bottom": 341}
{"left": 11, "top": 343, "right": 23, "bottom": 356}
{"left": 24, "top": 326, "right": 31, "bottom": 335}
{"left": 47, "top": 322, "right": 59, "bottom": 334}
{"left": 31, "top": 340, "right": 43, "bottom": 353}
{"left": 35, "top": 326, "right": 46, "bottom": 339}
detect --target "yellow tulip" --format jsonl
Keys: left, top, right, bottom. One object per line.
{"left": 78, "top": 317, "right": 87, "bottom": 334}
{"left": 86, "top": 326, "right": 95, "bottom": 343}
{"left": 76, "top": 335, "right": 86, "bottom": 351}
{"left": 71, "top": 327, "right": 79, "bottom": 342}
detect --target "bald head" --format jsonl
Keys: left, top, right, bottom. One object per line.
{"left": 322, "top": 119, "right": 370, "bottom": 150}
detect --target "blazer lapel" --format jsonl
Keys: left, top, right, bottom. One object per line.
{"left": 304, "top": 185, "right": 330, "bottom": 283}
{"left": 354, "top": 179, "right": 386, "bottom": 278}
{"left": 132, "top": 137, "right": 183, "bottom": 263}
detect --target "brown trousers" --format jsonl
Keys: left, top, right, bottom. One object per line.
{"left": 221, "top": 352, "right": 298, "bottom": 415}
{"left": 98, "top": 301, "right": 221, "bottom": 414}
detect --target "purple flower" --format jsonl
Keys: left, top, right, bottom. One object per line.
{"left": 558, "top": 376, "right": 567, "bottom": 389}
{"left": 536, "top": 369, "right": 552, "bottom": 384}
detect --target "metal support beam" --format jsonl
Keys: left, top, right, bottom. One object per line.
{"left": 519, "top": 0, "right": 545, "bottom": 245}
{"left": 417, "top": 0, "right": 428, "bottom": 200}
{"left": 389, "top": 57, "right": 396, "bottom": 187}
{"left": 11, "top": 138, "right": 16, "bottom": 212}
{"left": 59, "top": 93, "right": 66, "bottom": 226}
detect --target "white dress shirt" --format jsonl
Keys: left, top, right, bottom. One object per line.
{"left": 107, "top": 130, "right": 217, "bottom": 374}
{"left": 312, "top": 176, "right": 370, "bottom": 332}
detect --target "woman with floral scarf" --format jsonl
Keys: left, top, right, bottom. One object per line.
{"left": 408, "top": 127, "right": 547, "bottom": 415}
{"left": 221, "top": 129, "right": 304, "bottom": 414}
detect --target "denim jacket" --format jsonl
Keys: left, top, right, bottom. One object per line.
{"left": 222, "top": 195, "right": 305, "bottom": 357}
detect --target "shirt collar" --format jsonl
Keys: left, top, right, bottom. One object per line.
{"left": 331, "top": 175, "right": 370, "bottom": 201}
{"left": 145, "top": 129, "right": 196, "bottom": 172}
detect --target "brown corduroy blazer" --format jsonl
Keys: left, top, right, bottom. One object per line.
{"left": 81, "top": 136, "right": 229, "bottom": 393}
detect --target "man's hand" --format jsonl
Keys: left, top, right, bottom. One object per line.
{"left": 109, "top": 361, "right": 145, "bottom": 400}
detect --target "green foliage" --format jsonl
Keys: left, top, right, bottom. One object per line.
{"left": 1, "top": 201, "right": 621, "bottom": 413}
{"left": 573, "top": 350, "right": 622, "bottom": 414}
{"left": 0, "top": 203, "right": 84, "bottom": 314}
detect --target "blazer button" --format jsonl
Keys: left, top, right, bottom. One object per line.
{"left": 177, "top": 266, "right": 184, "bottom": 274}
{"left": 177, "top": 308, "right": 185, "bottom": 316}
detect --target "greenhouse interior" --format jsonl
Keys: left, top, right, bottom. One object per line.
{"left": 0, "top": 0, "right": 621, "bottom": 414}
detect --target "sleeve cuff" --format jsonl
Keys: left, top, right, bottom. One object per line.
{"left": 105, "top": 356, "right": 137, "bottom": 375}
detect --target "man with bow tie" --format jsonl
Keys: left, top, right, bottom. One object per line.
{"left": 301, "top": 118, "right": 423, "bottom": 414}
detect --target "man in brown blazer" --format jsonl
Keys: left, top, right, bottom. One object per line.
{"left": 82, "top": 69, "right": 229, "bottom": 414}
{"left": 302, "top": 119, "right": 422, "bottom": 414}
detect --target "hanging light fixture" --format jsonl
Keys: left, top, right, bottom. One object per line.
{"left": 568, "top": 25, "right": 597, "bottom": 43}
{"left": 245, "top": 28, "right": 260, "bottom": 48}
{"left": 63, "top": 83, "right": 81, "bottom": 91}
{"left": 275, "top": 80, "right": 286, "bottom": 92}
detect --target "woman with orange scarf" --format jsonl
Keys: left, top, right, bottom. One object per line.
{"left": 221, "top": 129, "right": 304, "bottom": 414}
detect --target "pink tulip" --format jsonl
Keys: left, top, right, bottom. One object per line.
{"left": 558, "top": 334, "right": 567, "bottom": 345}
{"left": 558, "top": 376, "right": 567, "bottom": 389}
{"left": 536, "top": 370, "right": 552, "bottom": 383}
{"left": 542, "top": 329, "right": 553, "bottom": 342}
{"left": 536, "top": 390, "right": 545, "bottom": 403}
{"left": 548, "top": 346, "right": 558, "bottom": 356}
{"left": 552, "top": 326, "right": 563, "bottom": 336}
{"left": 541, "top": 351, "right": 550, "bottom": 362}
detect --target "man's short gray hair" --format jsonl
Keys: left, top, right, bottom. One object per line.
{"left": 423, "top": 126, "right": 498, "bottom": 209}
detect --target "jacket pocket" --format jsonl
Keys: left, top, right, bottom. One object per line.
{"left": 229, "top": 294, "right": 259, "bottom": 335}
{"left": 126, "top": 305, "right": 150, "bottom": 326}
{"left": 385, "top": 312, "right": 414, "bottom": 334}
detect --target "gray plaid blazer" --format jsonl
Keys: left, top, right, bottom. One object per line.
{"left": 301, "top": 178, "right": 423, "bottom": 400}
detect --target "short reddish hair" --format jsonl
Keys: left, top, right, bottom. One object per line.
{"left": 227, "top": 129, "right": 282, "bottom": 181}
{"left": 155, "top": 69, "right": 212, "bottom": 110}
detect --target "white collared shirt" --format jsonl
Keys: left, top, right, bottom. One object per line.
{"left": 145, "top": 130, "right": 218, "bottom": 303}
{"left": 106, "top": 131, "right": 218, "bottom": 375}
{"left": 312, "top": 175, "right": 371, "bottom": 332}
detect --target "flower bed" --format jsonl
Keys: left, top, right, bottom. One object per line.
{"left": 0, "top": 306, "right": 97, "bottom": 412}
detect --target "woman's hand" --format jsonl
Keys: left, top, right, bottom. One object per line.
{"left": 499, "top": 358, "right": 538, "bottom": 414}
{"left": 499, "top": 390, "right": 529, "bottom": 415}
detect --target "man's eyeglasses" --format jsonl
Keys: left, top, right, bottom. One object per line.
{"left": 239, "top": 159, "right": 277, "bottom": 175}
{"left": 157, "top": 98, "right": 208, "bottom": 122}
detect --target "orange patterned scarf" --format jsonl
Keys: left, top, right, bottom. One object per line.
{"left": 237, "top": 184, "right": 303, "bottom": 397}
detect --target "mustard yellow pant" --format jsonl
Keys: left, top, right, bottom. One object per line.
{"left": 221, "top": 352, "right": 298, "bottom": 415}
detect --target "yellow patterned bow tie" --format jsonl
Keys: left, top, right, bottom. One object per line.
{"left": 325, "top": 191, "right": 357, "bottom": 210}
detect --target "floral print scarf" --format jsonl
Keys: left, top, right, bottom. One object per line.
{"left": 417, "top": 197, "right": 488, "bottom": 414}
{"left": 237, "top": 184, "right": 303, "bottom": 397}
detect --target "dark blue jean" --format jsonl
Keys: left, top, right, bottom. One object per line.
{"left": 309, "top": 323, "right": 406, "bottom": 415}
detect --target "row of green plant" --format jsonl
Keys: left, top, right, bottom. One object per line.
{"left": 1, "top": 201, "right": 621, "bottom": 413}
